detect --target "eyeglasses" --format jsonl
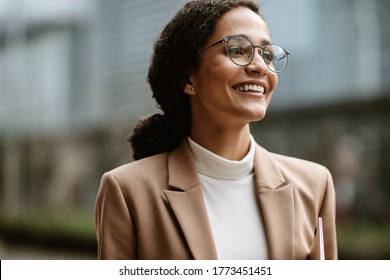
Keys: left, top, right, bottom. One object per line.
{"left": 204, "top": 35, "right": 289, "bottom": 73}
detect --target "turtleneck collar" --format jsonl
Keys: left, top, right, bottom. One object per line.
{"left": 187, "top": 135, "right": 255, "bottom": 180}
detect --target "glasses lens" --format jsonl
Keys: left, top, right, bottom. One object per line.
{"left": 264, "top": 44, "right": 288, "bottom": 73}
{"left": 226, "top": 37, "right": 253, "bottom": 66}
{"left": 225, "top": 36, "right": 288, "bottom": 72}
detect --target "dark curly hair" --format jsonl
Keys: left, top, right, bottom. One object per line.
{"left": 129, "top": 0, "right": 262, "bottom": 160}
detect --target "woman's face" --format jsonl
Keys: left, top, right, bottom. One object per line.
{"left": 186, "top": 7, "right": 278, "bottom": 127}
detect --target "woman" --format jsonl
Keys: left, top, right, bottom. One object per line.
{"left": 95, "top": 0, "right": 337, "bottom": 260}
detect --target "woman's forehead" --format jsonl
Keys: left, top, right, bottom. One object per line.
{"left": 210, "top": 7, "right": 270, "bottom": 44}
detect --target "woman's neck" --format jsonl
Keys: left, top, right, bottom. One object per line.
{"left": 190, "top": 123, "right": 251, "bottom": 161}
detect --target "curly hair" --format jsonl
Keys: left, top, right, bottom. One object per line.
{"left": 129, "top": 0, "right": 262, "bottom": 160}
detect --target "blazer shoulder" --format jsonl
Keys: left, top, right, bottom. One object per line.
{"left": 270, "top": 151, "right": 326, "bottom": 171}
{"left": 268, "top": 151, "right": 332, "bottom": 190}
{"left": 101, "top": 152, "right": 170, "bottom": 193}
{"left": 110, "top": 152, "right": 168, "bottom": 176}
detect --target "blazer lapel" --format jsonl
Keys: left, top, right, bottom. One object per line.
{"left": 163, "top": 140, "right": 295, "bottom": 260}
{"left": 163, "top": 140, "right": 218, "bottom": 260}
{"left": 254, "top": 145, "right": 295, "bottom": 259}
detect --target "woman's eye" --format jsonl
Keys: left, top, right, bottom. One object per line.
{"left": 263, "top": 51, "right": 274, "bottom": 62}
{"left": 228, "top": 46, "right": 243, "bottom": 56}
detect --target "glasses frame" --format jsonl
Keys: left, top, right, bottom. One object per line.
{"left": 204, "top": 35, "right": 290, "bottom": 73}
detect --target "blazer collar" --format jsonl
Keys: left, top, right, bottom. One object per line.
{"left": 167, "top": 139, "right": 200, "bottom": 191}
{"left": 164, "top": 139, "right": 218, "bottom": 259}
{"left": 164, "top": 140, "right": 295, "bottom": 260}
{"left": 253, "top": 145, "right": 295, "bottom": 259}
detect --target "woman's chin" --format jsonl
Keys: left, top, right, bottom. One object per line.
{"left": 245, "top": 106, "right": 268, "bottom": 122}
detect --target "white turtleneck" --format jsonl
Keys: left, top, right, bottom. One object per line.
{"left": 187, "top": 136, "right": 268, "bottom": 260}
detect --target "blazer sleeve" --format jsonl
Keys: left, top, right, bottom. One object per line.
{"left": 310, "top": 167, "right": 338, "bottom": 260}
{"left": 95, "top": 172, "right": 137, "bottom": 259}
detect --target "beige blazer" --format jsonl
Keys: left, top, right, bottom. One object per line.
{"left": 95, "top": 139, "right": 337, "bottom": 260}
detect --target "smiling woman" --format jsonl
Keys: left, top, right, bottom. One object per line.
{"left": 95, "top": 0, "right": 337, "bottom": 260}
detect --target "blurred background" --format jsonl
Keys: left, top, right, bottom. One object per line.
{"left": 0, "top": 0, "right": 389, "bottom": 259}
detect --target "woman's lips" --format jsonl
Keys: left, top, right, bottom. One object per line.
{"left": 233, "top": 82, "right": 267, "bottom": 98}
{"left": 234, "top": 84, "right": 265, "bottom": 94}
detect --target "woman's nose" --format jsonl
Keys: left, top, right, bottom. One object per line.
{"left": 245, "top": 49, "right": 269, "bottom": 75}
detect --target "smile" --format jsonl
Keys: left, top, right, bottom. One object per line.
{"left": 234, "top": 84, "right": 265, "bottom": 94}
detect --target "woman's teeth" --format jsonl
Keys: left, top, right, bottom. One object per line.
{"left": 235, "top": 84, "right": 264, "bottom": 93}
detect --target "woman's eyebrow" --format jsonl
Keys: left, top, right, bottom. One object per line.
{"left": 229, "top": 34, "right": 271, "bottom": 45}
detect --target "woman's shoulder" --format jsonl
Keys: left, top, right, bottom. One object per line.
{"left": 265, "top": 149, "right": 332, "bottom": 189}
{"left": 270, "top": 151, "right": 327, "bottom": 172}
{"left": 111, "top": 152, "right": 169, "bottom": 175}
{"left": 101, "top": 152, "right": 170, "bottom": 190}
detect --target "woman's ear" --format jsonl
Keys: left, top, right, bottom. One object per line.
{"left": 183, "top": 80, "right": 196, "bottom": 95}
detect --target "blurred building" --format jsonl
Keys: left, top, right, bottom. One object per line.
{"left": 264, "top": 0, "right": 389, "bottom": 108}
{"left": 0, "top": 0, "right": 389, "bottom": 258}
{"left": 0, "top": 0, "right": 184, "bottom": 216}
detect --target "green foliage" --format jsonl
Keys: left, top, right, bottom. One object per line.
{"left": 0, "top": 212, "right": 96, "bottom": 254}
{"left": 337, "top": 223, "right": 390, "bottom": 259}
